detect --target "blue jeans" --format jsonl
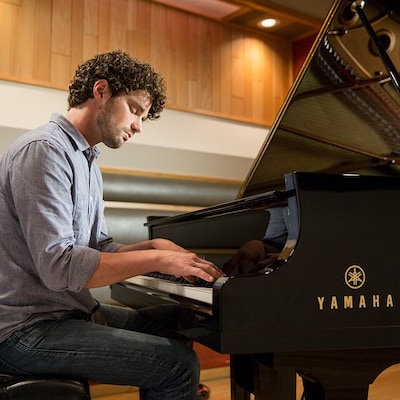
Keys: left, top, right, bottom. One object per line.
{"left": 0, "top": 304, "right": 200, "bottom": 400}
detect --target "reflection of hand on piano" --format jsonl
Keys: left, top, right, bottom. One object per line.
{"left": 222, "top": 240, "right": 283, "bottom": 275}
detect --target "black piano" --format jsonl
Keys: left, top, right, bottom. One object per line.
{"left": 111, "top": 0, "right": 400, "bottom": 398}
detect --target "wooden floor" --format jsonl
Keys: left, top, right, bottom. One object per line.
{"left": 90, "top": 363, "right": 400, "bottom": 399}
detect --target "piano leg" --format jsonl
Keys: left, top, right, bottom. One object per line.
{"left": 254, "top": 362, "right": 296, "bottom": 399}
{"left": 230, "top": 354, "right": 296, "bottom": 400}
{"left": 300, "top": 376, "right": 324, "bottom": 399}
{"left": 139, "top": 388, "right": 148, "bottom": 399}
{"left": 231, "top": 348, "right": 400, "bottom": 400}
{"left": 301, "top": 375, "right": 369, "bottom": 399}
{"left": 261, "top": 348, "right": 400, "bottom": 400}
{"left": 230, "top": 355, "right": 252, "bottom": 400}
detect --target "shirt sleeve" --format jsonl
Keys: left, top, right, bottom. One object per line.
{"left": 9, "top": 140, "right": 101, "bottom": 292}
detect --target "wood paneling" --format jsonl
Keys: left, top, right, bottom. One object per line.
{"left": 0, "top": 0, "right": 293, "bottom": 125}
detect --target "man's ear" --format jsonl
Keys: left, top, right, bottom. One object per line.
{"left": 93, "top": 79, "right": 108, "bottom": 100}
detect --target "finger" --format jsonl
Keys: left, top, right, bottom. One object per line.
{"left": 195, "top": 257, "right": 224, "bottom": 275}
{"left": 191, "top": 264, "right": 223, "bottom": 283}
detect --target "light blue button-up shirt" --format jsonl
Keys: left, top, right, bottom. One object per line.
{"left": 0, "top": 114, "right": 122, "bottom": 340}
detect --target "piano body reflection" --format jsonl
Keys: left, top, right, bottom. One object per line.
{"left": 111, "top": 0, "right": 400, "bottom": 398}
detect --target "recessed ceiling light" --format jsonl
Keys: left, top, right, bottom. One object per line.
{"left": 258, "top": 18, "right": 279, "bottom": 28}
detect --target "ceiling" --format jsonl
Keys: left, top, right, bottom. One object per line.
{"left": 151, "top": 0, "right": 334, "bottom": 39}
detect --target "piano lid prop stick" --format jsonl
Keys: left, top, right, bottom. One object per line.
{"left": 351, "top": 0, "right": 400, "bottom": 95}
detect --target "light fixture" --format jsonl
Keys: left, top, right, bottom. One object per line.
{"left": 258, "top": 18, "right": 279, "bottom": 29}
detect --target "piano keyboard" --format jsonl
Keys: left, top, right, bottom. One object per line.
{"left": 146, "top": 272, "right": 214, "bottom": 287}
{"left": 125, "top": 274, "right": 214, "bottom": 305}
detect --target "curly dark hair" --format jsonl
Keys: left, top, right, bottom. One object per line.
{"left": 68, "top": 50, "right": 167, "bottom": 120}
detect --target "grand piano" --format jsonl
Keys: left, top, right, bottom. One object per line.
{"left": 111, "top": 0, "right": 400, "bottom": 398}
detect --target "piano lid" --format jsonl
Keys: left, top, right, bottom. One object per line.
{"left": 239, "top": 0, "right": 400, "bottom": 198}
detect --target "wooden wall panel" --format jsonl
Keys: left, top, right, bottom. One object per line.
{"left": 14, "top": 0, "right": 34, "bottom": 77}
{"left": 0, "top": 0, "right": 293, "bottom": 125}
{"left": 109, "top": 0, "right": 128, "bottom": 50}
{"left": 83, "top": 0, "right": 99, "bottom": 59}
{"left": 33, "top": 0, "right": 52, "bottom": 82}
{"left": 0, "top": 1, "right": 18, "bottom": 75}
{"left": 70, "top": 0, "right": 85, "bottom": 78}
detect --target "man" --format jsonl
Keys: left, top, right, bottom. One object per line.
{"left": 0, "top": 50, "right": 222, "bottom": 400}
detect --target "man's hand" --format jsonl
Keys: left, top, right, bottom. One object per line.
{"left": 88, "top": 239, "right": 224, "bottom": 289}
{"left": 157, "top": 250, "right": 224, "bottom": 284}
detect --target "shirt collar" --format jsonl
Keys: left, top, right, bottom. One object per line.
{"left": 49, "top": 113, "right": 100, "bottom": 160}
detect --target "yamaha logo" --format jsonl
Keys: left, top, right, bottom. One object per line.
{"left": 316, "top": 264, "right": 394, "bottom": 310}
{"left": 344, "top": 265, "right": 365, "bottom": 289}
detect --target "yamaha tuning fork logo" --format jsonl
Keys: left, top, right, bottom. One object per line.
{"left": 344, "top": 265, "right": 365, "bottom": 289}
{"left": 316, "top": 264, "right": 394, "bottom": 311}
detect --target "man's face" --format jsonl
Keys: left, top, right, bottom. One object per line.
{"left": 97, "top": 89, "right": 152, "bottom": 149}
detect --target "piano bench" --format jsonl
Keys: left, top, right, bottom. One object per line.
{"left": 0, "top": 374, "right": 91, "bottom": 399}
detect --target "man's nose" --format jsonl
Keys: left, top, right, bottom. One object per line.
{"left": 131, "top": 117, "right": 142, "bottom": 133}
